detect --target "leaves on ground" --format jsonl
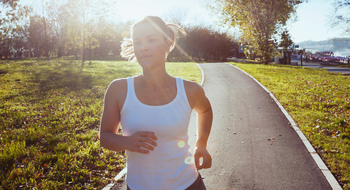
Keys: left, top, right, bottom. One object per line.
{"left": 0, "top": 58, "right": 202, "bottom": 189}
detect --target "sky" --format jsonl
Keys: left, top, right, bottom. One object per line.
{"left": 113, "top": 0, "right": 214, "bottom": 24}
{"left": 19, "top": 0, "right": 350, "bottom": 44}
{"left": 287, "top": 0, "right": 350, "bottom": 43}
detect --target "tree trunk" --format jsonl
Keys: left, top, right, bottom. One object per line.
{"left": 72, "top": 34, "right": 78, "bottom": 60}
{"left": 81, "top": 2, "right": 85, "bottom": 68}
{"left": 5, "top": 38, "right": 11, "bottom": 59}
{"left": 42, "top": 5, "right": 50, "bottom": 60}
{"left": 29, "top": 44, "right": 33, "bottom": 57}
{"left": 88, "top": 37, "right": 92, "bottom": 61}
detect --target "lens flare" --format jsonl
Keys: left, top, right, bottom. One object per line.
{"left": 178, "top": 141, "right": 185, "bottom": 148}
{"left": 184, "top": 157, "right": 193, "bottom": 165}
{"left": 122, "top": 31, "right": 130, "bottom": 38}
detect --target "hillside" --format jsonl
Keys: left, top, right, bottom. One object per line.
{"left": 298, "top": 38, "right": 350, "bottom": 56}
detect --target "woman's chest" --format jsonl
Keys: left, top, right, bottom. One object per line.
{"left": 121, "top": 105, "right": 192, "bottom": 137}
{"left": 135, "top": 85, "right": 177, "bottom": 106}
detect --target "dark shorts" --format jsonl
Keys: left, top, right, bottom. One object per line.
{"left": 127, "top": 173, "right": 206, "bottom": 190}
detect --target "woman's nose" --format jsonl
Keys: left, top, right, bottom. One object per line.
{"left": 140, "top": 42, "right": 148, "bottom": 52}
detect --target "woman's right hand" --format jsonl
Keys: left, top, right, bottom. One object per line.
{"left": 126, "top": 131, "right": 158, "bottom": 154}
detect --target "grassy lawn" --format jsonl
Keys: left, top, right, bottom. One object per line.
{"left": 0, "top": 58, "right": 201, "bottom": 189}
{"left": 230, "top": 62, "right": 350, "bottom": 189}
{"left": 335, "top": 64, "right": 350, "bottom": 68}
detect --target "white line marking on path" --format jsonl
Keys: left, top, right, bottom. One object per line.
{"left": 227, "top": 63, "right": 342, "bottom": 190}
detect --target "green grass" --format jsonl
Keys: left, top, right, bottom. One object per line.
{"left": 0, "top": 58, "right": 201, "bottom": 189}
{"left": 334, "top": 64, "right": 350, "bottom": 68}
{"left": 230, "top": 62, "right": 350, "bottom": 189}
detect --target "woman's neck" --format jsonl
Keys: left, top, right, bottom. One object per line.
{"left": 139, "top": 66, "right": 173, "bottom": 89}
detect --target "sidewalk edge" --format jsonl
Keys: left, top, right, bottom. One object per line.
{"left": 102, "top": 168, "right": 127, "bottom": 190}
{"left": 197, "top": 63, "right": 205, "bottom": 86}
{"left": 227, "top": 63, "right": 343, "bottom": 190}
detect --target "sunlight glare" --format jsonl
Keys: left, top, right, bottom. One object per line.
{"left": 122, "top": 31, "right": 130, "bottom": 38}
{"left": 178, "top": 140, "right": 185, "bottom": 148}
{"left": 184, "top": 156, "right": 193, "bottom": 165}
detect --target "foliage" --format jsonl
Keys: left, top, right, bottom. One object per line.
{"left": 0, "top": 0, "right": 30, "bottom": 36}
{"left": 331, "top": 0, "right": 350, "bottom": 35}
{"left": 0, "top": 4, "right": 235, "bottom": 64}
{"left": 162, "top": 7, "right": 236, "bottom": 62}
{"left": 207, "top": 0, "right": 306, "bottom": 64}
{"left": 279, "top": 30, "right": 294, "bottom": 51}
{"left": 230, "top": 62, "right": 350, "bottom": 190}
{"left": 0, "top": 58, "right": 202, "bottom": 189}
{"left": 0, "top": 0, "right": 31, "bottom": 58}
{"left": 164, "top": 7, "right": 189, "bottom": 27}
{"left": 0, "top": 0, "right": 120, "bottom": 62}
{"left": 44, "top": 0, "right": 118, "bottom": 65}
{"left": 167, "top": 25, "right": 235, "bottom": 62}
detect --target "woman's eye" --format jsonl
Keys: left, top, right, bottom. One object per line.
{"left": 149, "top": 38, "right": 156, "bottom": 42}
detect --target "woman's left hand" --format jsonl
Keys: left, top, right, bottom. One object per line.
{"left": 194, "top": 147, "right": 212, "bottom": 170}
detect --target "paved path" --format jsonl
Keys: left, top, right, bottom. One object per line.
{"left": 192, "top": 63, "right": 332, "bottom": 190}
{"left": 110, "top": 63, "right": 334, "bottom": 190}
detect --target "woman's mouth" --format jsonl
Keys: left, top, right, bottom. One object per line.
{"left": 140, "top": 55, "right": 152, "bottom": 59}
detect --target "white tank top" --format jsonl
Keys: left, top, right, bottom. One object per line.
{"left": 120, "top": 76, "right": 198, "bottom": 190}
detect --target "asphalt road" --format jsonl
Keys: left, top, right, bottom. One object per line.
{"left": 190, "top": 63, "right": 331, "bottom": 190}
{"left": 110, "top": 63, "right": 333, "bottom": 190}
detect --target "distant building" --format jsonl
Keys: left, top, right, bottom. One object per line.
{"left": 304, "top": 48, "right": 318, "bottom": 54}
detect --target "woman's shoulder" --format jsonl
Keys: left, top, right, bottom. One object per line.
{"left": 105, "top": 78, "right": 129, "bottom": 99}
{"left": 109, "top": 77, "right": 128, "bottom": 88}
{"left": 105, "top": 78, "right": 129, "bottom": 110}
{"left": 182, "top": 79, "right": 206, "bottom": 109}
{"left": 107, "top": 78, "right": 128, "bottom": 93}
{"left": 182, "top": 79, "right": 205, "bottom": 97}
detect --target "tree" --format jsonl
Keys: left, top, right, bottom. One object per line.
{"left": 26, "top": 15, "right": 45, "bottom": 58}
{"left": 207, "top": 0, "right": 306, "bottom": 64}
{"left": 175, "top": 24, "right": 234, "bottom": 62}
{"left": 331, "top": 0, "right": 350, "bottom": 34}
{"left": 45, "top": 0, "right": 68, "bottom": 57}
{"left": 163, "top": 7, "right": 189, "bottom": 61}
{"left": 164, "top": 7, "right": 189, "bottom": 27}
{"left": 0, "top": 0, "right": 30, "bottom": 58}
{"left": 54, "top": 0, "right": 117, "bottom": 67}
{"left": 0, "top": 0, "right": 30, "bottom": 38}
{"left": 279, "top": 30, "right": 294, "bottom": 51}
{"left": 40, "top": 0, "right": 52, "bottom": 60}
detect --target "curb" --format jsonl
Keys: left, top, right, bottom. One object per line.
{"left": 102, "top": 168, "right": 127, "bottom": 190}
{"left": 104, "top": 63, "right": 205, "bottom": 190}
{"left": 197, "top": 63, "right": 205, "bottom": 86}
{"left": 227, "top": 62, "right": 342, "bottom": 190}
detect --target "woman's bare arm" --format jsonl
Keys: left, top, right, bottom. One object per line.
{"left": 99, "top": 79, "right": 157, "bottom": 154}
{"left": 185, "top": 81, "right": 213, "bottom": 170}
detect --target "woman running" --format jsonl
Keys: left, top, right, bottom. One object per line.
{"left": 100, "top": 16, "right": 213, "bottom": 190}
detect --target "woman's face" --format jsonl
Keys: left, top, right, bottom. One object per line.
{"left": 132, "top": 23, "right": 171, "bottom": 69}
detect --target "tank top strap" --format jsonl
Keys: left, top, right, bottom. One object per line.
{"left": 176, "top": 77, "right": 183, "bottom": 95}
{"left": 121, "top": 77, "right": 136, "bottom": 113}
{"left": 126, "top": 76, "right": 136, "bottom": 98}
{"left": 176, "top": 77, "right": 191, "bottom": 110}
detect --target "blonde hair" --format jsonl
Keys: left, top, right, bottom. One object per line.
{"left": 120, "top": 16, "right": 186, "bottom": 61}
